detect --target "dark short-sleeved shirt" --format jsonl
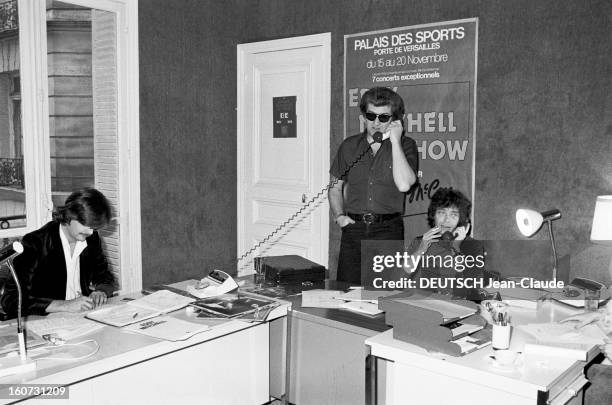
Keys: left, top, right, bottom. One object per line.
{"left": 330, "top": 132, "right": 418, "bottom": 214}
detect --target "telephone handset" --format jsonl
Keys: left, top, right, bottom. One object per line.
{"left": 440, "top": 219, "right": 471, "bottom": 241}
{"left": 372, "top": 131, "right": 390, "bottom": 143}
{"left": 441, "top": 231, "right": 456, "bottom": 241}
{"left": 372, "top": 118, "right": 404, "bottom": 143}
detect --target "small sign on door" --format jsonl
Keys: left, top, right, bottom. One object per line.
{"left": 273, "top": 96, "right": 297, "bottom": 138}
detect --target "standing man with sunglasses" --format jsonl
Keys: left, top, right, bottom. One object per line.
{"left": 329, "top": 87, "right": 418, "bottom": 284}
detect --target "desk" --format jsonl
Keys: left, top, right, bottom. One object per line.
{"left": 0, "top": 295, "right": 289, "bottom": 404}
{"left": 279, "top": 282, "right": 390, "bottom": 405}
{"left": 366, "top": 301, "right": 595, "bottom": 405}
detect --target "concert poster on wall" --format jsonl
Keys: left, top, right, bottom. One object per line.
{"left": 344, "top": 18, "right": 478, "bottom": 239}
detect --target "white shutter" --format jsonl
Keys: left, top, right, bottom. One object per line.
{"left": 91, "top": 10, "right": 120, "bottom": 287}
{"left": 0, "top": 37, "right": 19, "bottom": 73}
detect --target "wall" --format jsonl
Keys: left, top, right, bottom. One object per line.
{"left": 138, "top": 0, "right": 612, "bottom": 286}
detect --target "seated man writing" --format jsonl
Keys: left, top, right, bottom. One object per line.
{"left": 405, "top": 187, "right": 485, "bottom": 297}
{"left": 1, "top": 188, "right": 116, "bottom": 318}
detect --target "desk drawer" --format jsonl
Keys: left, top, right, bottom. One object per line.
{"left": 544, "top": 362, "right": 586, "bottom": 405}
{"left": 546, "top": 375, "right": 588, "bottom": 405}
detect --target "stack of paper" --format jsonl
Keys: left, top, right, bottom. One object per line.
{"left": 518, "top": 322, "right": 606, "bottom": 361}
{"left": 339, "top": 300, "right": 383, "bottom": 315}
{"left": 300, "top": 288, "right": 398, "bottom": 314}
{"left": 123, "top": 316, "right": 210, "bottom": 341}
{"left": 499, "top": 288, "right": 547, "bottom": 309}
{"left": 1, "top": 324, "right": 46, "bottom": 353}
{"left": 453, "top": 333, "right": 491, "bottom": 354}
{"left": 336, "top": 289, "right": 398, "bottom": 303}
{"left": 27, "top": 313, "right": 105, "bottom": 341}
{"left": 301, "top": 290, "right": 344, "bottom": 308}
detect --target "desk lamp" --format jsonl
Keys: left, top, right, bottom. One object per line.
{"left": 591, "top": 196, "right": 612, "bottom": 245}
{"left": 0, "top": 241, "right": 36, "bottom": 378}
{"left": 516, "top": 208, "right": 562, "bottom": 280}
{"left": 590, "top": 195, "right": 612, "bottom": 282}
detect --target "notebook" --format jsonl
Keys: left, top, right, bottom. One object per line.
{"left": 86, "top": 290, "right": 196, "bottom": 327}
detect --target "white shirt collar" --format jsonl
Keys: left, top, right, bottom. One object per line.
{"left": 59, "top": 224, "right": 88, "bottom": 300}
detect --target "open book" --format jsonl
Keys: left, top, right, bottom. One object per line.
{"left": 86, "top": 290, "right": 196, "bottom": 327}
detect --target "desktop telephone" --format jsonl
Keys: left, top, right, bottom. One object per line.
{"left": 187, "top": 269, "right": 239, "bottom": 298}
{"left": 568, "top": 277, "right": 605, "bottom": 292}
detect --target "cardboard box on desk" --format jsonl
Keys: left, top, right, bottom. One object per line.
{"left": 257, "top": 255, "right": 326, "bottom": 285}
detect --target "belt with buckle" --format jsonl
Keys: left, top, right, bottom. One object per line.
{"left": 347, "top": 212, "right": 401, "bottom": 224}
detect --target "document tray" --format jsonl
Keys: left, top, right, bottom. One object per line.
{"left": 379, "top": 290, "right": 490, "bottom": 356}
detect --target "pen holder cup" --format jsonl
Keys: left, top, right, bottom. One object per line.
{"left": 492, "top": 324, "right": 512, "bottom": 350}
{"left": 253, "top": 257, "right": 265, "bottom": 286}
{"left": 584, "top": 289, "right": 601, "bottom": 312}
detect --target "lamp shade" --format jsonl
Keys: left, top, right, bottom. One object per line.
{"left": 591, "top": 195, "right": 612, "bottom": 244}
{"left": 516, "top": 209, "right": 544, "bottom": 237}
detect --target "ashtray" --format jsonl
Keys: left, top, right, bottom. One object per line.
{"left": 487, "top": 351, "right": 523, "bottom": 372}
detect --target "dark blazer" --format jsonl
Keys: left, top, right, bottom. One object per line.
{"left": 1, "top": 221, "right": 116, "bottom": 317}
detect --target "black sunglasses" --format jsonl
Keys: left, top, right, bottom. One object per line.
{"left": 364, "top": 112, "right": 393, "bottom": 123}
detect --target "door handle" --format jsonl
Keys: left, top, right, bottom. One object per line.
{"left": 302, "top": 193, "right": 307, "bottom": 203}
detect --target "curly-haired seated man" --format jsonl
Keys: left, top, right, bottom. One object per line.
{"left": 1, "top": 188, "right": 116, "bottom": 318}
{"left": 405, "top": 187, "right": 485, "bottom": 297}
